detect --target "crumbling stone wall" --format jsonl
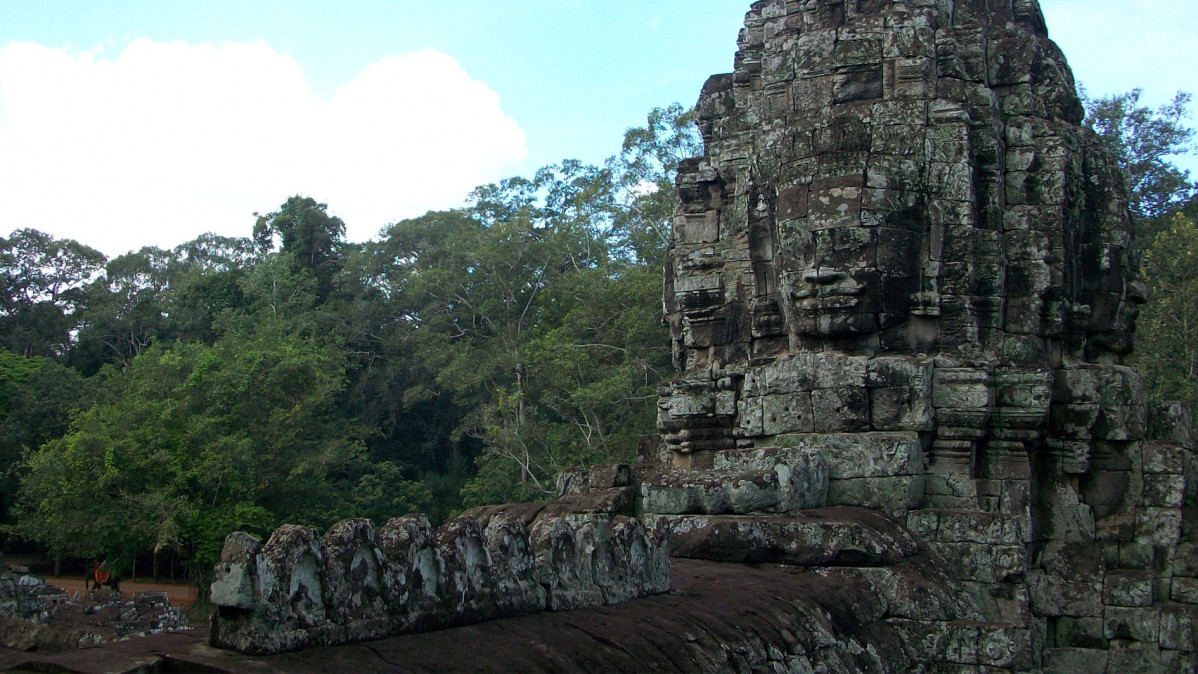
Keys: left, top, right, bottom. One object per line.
{"left": 653, "top": 0, "right": 1198, "bottom": 671}
{"left": 209, "top": 513, "right": 669, "bottom": 655}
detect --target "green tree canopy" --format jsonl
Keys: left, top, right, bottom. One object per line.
{"left": 0, "top": 229, "right": 106, "bottom": 357}
{"left": 0, "top": 350, "right": 90, "bottom": 527}
{"left": 12, "top": 326, "right": 427, "bottom": 576}
{"left": 253, "top": 196, "right": 347, "bottom": 302}
{"left": 1135, "top": 213, "right": 1198, "bottom": 406}
{"left": 1084, "top": 89, "right": 1197, "bottom": 246}
{"left": 1, "top": 103, "right": 702, "bottom": 568}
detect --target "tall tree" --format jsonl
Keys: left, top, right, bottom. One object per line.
{"left": 1084, "top": 89, "right": 1197, "bottom": 247}
{"left": 610, "top": 104, "right": 703, "bottom": 263}
{"left": 166, "top": 234, "right": 255, "bottom": 344}
{"left": 0, "top": 229, "right": 106, "bottom": 357}
{"left": 70, "top": 247, "right": 175, "bottom": 374}
{"left": 1136, "top": 214, "right": 1198, "bottom": 407}
{"left": 253, "top": 196, "right": 346, "bottom": 302}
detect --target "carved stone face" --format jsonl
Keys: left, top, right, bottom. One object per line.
{"left": 767, "top": 110, "right": 936, "bottom": 346}
{"left": 1063, "top": 196, "right": 1142, "bottom": 356}
{"left": 777, "top": 203, "right": 926, "bottom": 339}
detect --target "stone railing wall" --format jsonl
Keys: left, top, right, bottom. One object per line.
{"left": 209, "top": 512, "right": 670, "bottom": 655}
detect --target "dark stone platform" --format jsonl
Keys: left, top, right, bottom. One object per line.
{"left": 0, "top": 558, "right": 915, "bottom": 673}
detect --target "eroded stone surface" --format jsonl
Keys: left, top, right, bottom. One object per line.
{"left": 644, "top": 506, "right": 920, "bottom": 566}
{"left": 209, "top": 514, "right": 669, "bottom": 655}
{"left": 640, "top": 449, "right": 829, "bottom": 515}
{"left": 646, "top": 0, "right": 1198, "bottom": 671}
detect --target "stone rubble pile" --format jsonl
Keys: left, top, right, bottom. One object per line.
{"left": 0, "top": 559, "right": 188, "bottom": 652}
{"left": 209, "top": 513, "right": 670, "bottom": 655}
{"left": 0, "top": 559, "right": 69, "bottom": 626}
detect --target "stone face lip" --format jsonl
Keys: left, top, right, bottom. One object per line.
{"left": 208, "top": 513, "right": 670, "bottom": 655}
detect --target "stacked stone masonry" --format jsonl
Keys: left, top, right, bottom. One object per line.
{"left": 652, "top": 0, "right": 1198, "bottom": 671}
{"left": 208, "top": 513, "right": 670, "bottom": 655}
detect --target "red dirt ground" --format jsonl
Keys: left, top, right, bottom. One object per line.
{"left": 46, "top": 576, "right": 197, "bottom": 609}
{"left": 5, "top": 554, "right": 197, "bottom": 608}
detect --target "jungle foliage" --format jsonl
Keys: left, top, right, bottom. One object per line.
{"left": 2, "top": 90, "right": 1195, "bottom": 585}
{"left": 0, "top": 105, "right": 698, "bottom": 582}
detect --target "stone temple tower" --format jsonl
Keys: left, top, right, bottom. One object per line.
{"left": 649, "top": 0, "right": 1198, "bottom": 669}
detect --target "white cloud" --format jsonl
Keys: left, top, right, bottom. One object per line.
{"left": 0, "top": 40, "right": 528, "bottom": 256}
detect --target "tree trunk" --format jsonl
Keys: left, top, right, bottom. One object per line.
{"left": 53, "top": 556, "right": 61, "bottom": 578}
{"left": 153, "top": 552, "right": 159, "bottom": 583}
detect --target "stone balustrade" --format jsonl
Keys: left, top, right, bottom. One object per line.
{"left": 209, "top": 513, "right": 670, "bottom": 654}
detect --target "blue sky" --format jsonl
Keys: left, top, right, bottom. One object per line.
{"left": 1, "top": 0, "right": 1195, "bottom": 256}
{"left": 2, "top": 1, "right": 749, "bottom": 171}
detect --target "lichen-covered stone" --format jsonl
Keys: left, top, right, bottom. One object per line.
{"left": 322, "top": 519, "right": 386, "bottom": 624}
{"left": 528, "top": 516, "right": 604, "bottom": 611}
{"left": 640, "top": 452, "right": 830, "bottom": 516}
{"left": 210, "top": 531, "right": 261, "bottom": 610}
{"left": 483, "top": 514, "right": 546, "bottom": 612}
{"left": 435, "top": 517, "right": 499, "bottom": 620}
{"left": 608, "top": 516, "right": 672, "bottom": 602}
{"left": 377, "top": 514, "right": 441, "bottom": 611}
{"left": 713, "top": 446, "right": 829, "bottom": 509}
{"left": 259, "top": 525, "right": 327, "bottom": 631}
{"left": 210, "top": 513, "right": 670, "bottom": 654}
{"left": 648, "top": 0, "right": 1198, "bottom": 670}
{"left": 644, "top": 507, "right": 920, "bottom": 566}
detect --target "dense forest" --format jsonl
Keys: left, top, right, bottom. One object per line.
{"left": 0, "top": 92, "right": 1195, "bottom": 587}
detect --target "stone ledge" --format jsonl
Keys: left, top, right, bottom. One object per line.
{"left": 769, "top": 432, "right": 924, "bottom": 479}
{"left": 643, "top": 507, "right": 920, "bottom": 566}
{"left": 209, "top": 513, "right": 670, "bottom": 655}
{"left": 640, "top": 447, "right": 829, "bottom": 515}
{"left": 3, "top": 559, "right": 928, "bottom": 673}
